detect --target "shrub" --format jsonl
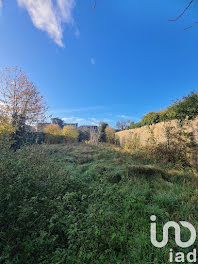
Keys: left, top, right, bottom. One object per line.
{"left": 0, "top": 116, "right": 15, "bottom": 149}
{"left": 44, "top": 124, "right": 63, "bottom": 144}
{"left": 98, "top": 122, "right": 108, "bottom": 142}
{"left": 155, "top": 125, "right": 193, "bottom": 166}
{"left": 115, "top": 135, "right": 120, "bottom": 145}
{"left": 44, "top": 124, "right": 79, "bottom": 144}
{"left": 174, "top": 92, "right": 198, "bottom": 121}
{"left": 142, "top": 112, "right": 161, "bottom": 125}
{"left": 105, "top": 126, "right": 115, "bottom": 144}
{"left": 124, "top": 133, "right": 141, "bottom": 154}
{"left": 62, "top": 125, "right": 79, "bottom": 142}
{"left": 44, "top": 124, "right": 62, "bottom": 135}
{"left": 124, "top": 125, "right": 194, "bottom": 168}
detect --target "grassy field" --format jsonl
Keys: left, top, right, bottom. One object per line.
{"left": 1, "top": 143, "right": 198, "bottom": 264}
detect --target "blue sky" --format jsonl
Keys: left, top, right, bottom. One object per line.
{"left": 0, "top": 0, "right": 198, "bottom": 127}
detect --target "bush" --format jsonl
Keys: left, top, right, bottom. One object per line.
{"left": 62, "top": 125, "right": 79, "bottom": 142}
{"left": 105, "top": 126, "right": 115, "bottom": 144}
{"left": 174, "top": 92, "right": 198, "bottom": 121}
{"left": 24, "top": 132, "right": 45, "bottom": 145}
{"left": 44, "top": 124, "right": 63, "bottom": 144}
{"left": 98, "top": 122, "right": 108, "bottom": 142}
{"left": 153, "top": 126, "right": 193, "bottom": 167}
{"left": 44, "top": 124, "right": 79, "bottom": 144}
{"left": 124, "top": 125, "right": 194, "bottom": 168}
{"left": 0, "top": 116, "right": 15, "bottom": 149}
{"left": 124, "top": 133, "right": 141, "bottom": 154}
{"left": 115, "top": 135, "right": 120, "bottom": 145}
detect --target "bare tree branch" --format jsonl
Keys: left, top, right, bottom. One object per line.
{"left": 169, "top": 0, "right": 194, "bottom": 21}
{"left": 184, "top": 21, "right": 198, "bottom": 30}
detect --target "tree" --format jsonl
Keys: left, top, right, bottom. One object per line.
{"left": 105, "top": 126, "right": 115, "bottom": 144}
{"left": 98, "top": 122, "right": 108, "bottom": 142}
{"left": 130, "top": 121, "right": 135, "bottom": 127}
{"left": 44, "top": 124, "right": 61, "bottom": 135}
{"left": 0, "top": 66, "right": 47, "bottom": 127}
{"left": 51, "top": 117, "right": 64, "bottom": 128}
{"left": 0, "top": 115, "right": 15, "bottom": 149}
{"left": 62, "top": 125, "right": 79, "bottom": 142}
{"left": 173, "top": 92, "right": 198, "bottom": 121}
{"left": 141, "top": 112, "right": 161, "bottom": 125}
{"left": 0, "top": 66, "right": 48, "bottom": 149}
{"left": 116, "top": 120, "right": 131, "bottom": 131}
{"left": 44, "top": 124, "right": 62, "bottom": 144}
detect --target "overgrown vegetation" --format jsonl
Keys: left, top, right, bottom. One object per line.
{"left": 123, "top": 125, "right": 198, "bottom": 170}
{"left": 0, "top": 115, "right": 15, "bottom": 149}
{"left": 116, "top": 92, "right": 198, "bottom": 172}
{"left": 0, "top": 66, "right": 198, "bottom": 263}
{"left": 1, "top": 143, "right": 198, "bottom": 264}
{"left": 105, "top": 125, "right": 116, "bottom": 144}
{"left": 44, "top": 124, "right": 79, "bottom": 144}
{"left": 129, "top": 92, "right": 198, "bottom": 129}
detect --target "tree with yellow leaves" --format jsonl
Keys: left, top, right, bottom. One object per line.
{"left": 0, "top": 115, "right": 15, "bottom": 149}
{"left": 44, "top": 124, "right": 62, "bottom": 144}
{"left": 62, "top": 125, "right": 79, "bottom": 142}
{"left": 105, "top": 126, "right": 115, "bottom": 144}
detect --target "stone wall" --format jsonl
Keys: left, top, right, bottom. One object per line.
{"left": 116, "top": 118, "right": 198, "bottom": 146}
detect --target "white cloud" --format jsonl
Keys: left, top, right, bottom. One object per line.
{"left": 57, "top": 0, "right": 74, "bottom": 23}
{"left": 17, "top": 0, "right": 75, "bottom": 47}
{"left": 63, "top": 116, "right": 85, "bottom": 123}
{"left": 0, "top": 0, "right": 2, "bottom": 10}
{"left": 90, "top": 58, "right": 95, "bottom": 65}
{"left": 62, "top": 116, "right": 100, "bottom": 126}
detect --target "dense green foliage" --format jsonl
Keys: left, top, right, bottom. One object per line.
{"left": 98, "top": 122, "right": 108, "bottom": 142}
{"left": 1, "top": 144, "right": 198, "bottom": 263}
{"left": 129, "top": 92, "right": 198, "bottom": 129}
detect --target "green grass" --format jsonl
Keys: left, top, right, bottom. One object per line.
{"left": 0, "top": 143, "right": 198, "bottom": 264}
